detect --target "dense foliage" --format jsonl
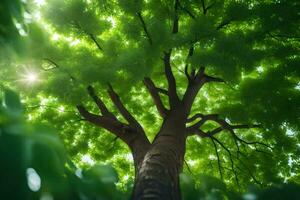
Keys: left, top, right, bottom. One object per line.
{"left": 1, "top": 89, "right": 299, "bottom": 199}
{"left": 1, "top": 0, "right": 300, "bottom": 199}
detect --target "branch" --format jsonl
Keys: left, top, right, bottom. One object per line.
{"left": 73, "top": 21, "right": 103, "bottom": 52}
{"left": 204, "top": 74, "right": 225, "bottom": 83}
{"left": 236, "top": 156, "right": 262, "bottom": 186}
{"left": 216, "top": 19, "right": 232, "bottom": 30}
{"left": 156, "top": 87, "right": 168, "bottom": 96}
{"left": 172, "top": 0, "right": 180, "bottom": 34}
{"left": 107, "top": 83, "right": 144, "bottom": 132}
{"left": 211, "top": 119, "right": 271, "bottom": 149}
{"left": 87, "top": 85, "right": 116, "bottom": 119}
{"left": 43, "top": 58, "right": 76, "bottom": 81}
{"left": 143, "top": 77, "right": 168, "bottom": 118}
{"left": 178, "top": 3, "right": 196, "bottom": 19}
{"left": 212, "top": 137, "right": 240, "bottom": 187}
{"left": 184, "top": 45, "right": 194, "bottom": 82}
{"left": 182, "top": 67, "right": 224, "bottom": 114}
{"left": 211, "top": 137, "right": 223, "bottom": 180}
{"left": 232, "top": 132, "right": 272, "bottom": 149}
{"left": 187, "top": 113, "right": 204, "bottom": 123}
{"left": 88, "top": 33, "right": 103, "bottom": 51}
{"left": 187, "top": 114, "right": 219, "bottom": 131}
{"left": 164, "top": 51, "right": 180, "bottom": 107}
{"left": 184, "top": 159, "right": 194, "bottom": 175}
{"left": 187, "top": 114, "right": 264, "bottom": 142}
{"left": 200, "top": 0, "right": 207, "bottom": 15}
{"left": 137, "top": 12, "right": 153, "bottom": 45}
{"left": 201, "top": 0, "right": 216, "bottom": 15}
{"left": 76, "top": 105, "right": 125, "bottom": 134}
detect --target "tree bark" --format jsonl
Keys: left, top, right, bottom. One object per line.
{"left": 132, "top": 108, "right": 187, "bottom": 200}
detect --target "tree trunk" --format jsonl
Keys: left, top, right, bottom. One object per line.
{"left": 132, "top": 109, "right": 187, "bottom": 200}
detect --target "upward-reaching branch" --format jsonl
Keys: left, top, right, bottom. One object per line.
{"left": 137, "top": 12, "right": 153, "bottom": 45}
{"left": 77, "top": 85, "right": 151, "bottom": 168}
{"left": 144, "top": 77, "right": 168, "bottom": 118}
{"left": 43, "top": 58, "right": 76, "bottom": 81}
{"left": 172, "top": 0, "right": 180, "bottom": 33}
{"left": 183, "top": 67, "right": 224, "bottom": 114}
{"left": 164, "top": 51, "right": 180, "bottom": 108}
{"left": 184, "top": 45, "right": 195, "bottom": 82}
{"left": 107, "top": 83, "right": 144, "bottom": 132}
{"left": 72, "top": 21, "right": 103, "bottom": 52}
{"left": 200, "top": 0, "right": 216, "bottom": 15}
{"left": 87, "top": 85, "right": 115, "bottom": 119}
{"left": 88, "top": 33, "right": 103, "bottom": 51}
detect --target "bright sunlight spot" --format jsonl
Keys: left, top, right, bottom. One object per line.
{"left": 256, "top": 66, "right": 264, "bottom": 73}
{"left": 18, "top": 68, "right": 41, "bottom": 86}
{"left": 26, "top": 168, "right": 41, "bottom": 192}
{"left": 51, "top": 33, "right": 60, "bottom": 41}
{"left": 58, "top": 106, "right": 65, "bottom": 113}
{"left": 81, "top": 155, "right": 95, "bottom": 165}
{"left": 26, "top": 73, "right": 38, "bottom": 83}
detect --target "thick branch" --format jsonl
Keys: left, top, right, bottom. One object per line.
{"left": 164, "top": 51, "right": 180, "bottom": 107}
{"left": 107, "top": 83, "right": 143, "bottom": 132}
{"left": 87, "top": 85, "right": 116, "bottom": 119}
{"left": 143, "top": 77, "right": 168, "bottom": 117}
{"left": 77, "top": 104, "right": 150, "bottom": 168}
{"left": 76, "top": 105, "right": 126, "bottom": 135}
{"left": 137, "top": 12, "right": 153, "bottom": 44}
{"left": 172, "top": 0, "right": 180, "bottom": 34}
{"left": 201, "top": 0, "right": 216, "bottom": 15}
{"left": 183, "top": 67, "right": 224, "bottom": 114}
{"left": 200, "top": 0, "right": 207, "bottom": 15}
{"left": 184, "top": 45, "right": 194, "bottom": 82}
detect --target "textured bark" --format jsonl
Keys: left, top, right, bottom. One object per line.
{"left": 132, "top": 108, "right": 187, "bottom": 200}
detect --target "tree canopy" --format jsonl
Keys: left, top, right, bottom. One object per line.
{"left": 1, "top": 0, "right": 300, "bottom": 198}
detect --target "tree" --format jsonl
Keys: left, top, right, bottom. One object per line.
{"left": 2, "top": 0, "right": 300, "bottom": 199}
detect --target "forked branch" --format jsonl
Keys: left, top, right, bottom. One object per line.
{"left": 187, "top": 113, "right": 271, "bottom": 151}
{"left": 212, "top": 136, "right": 240, "bottom": 187}
{"left": 183, "top": 67, "right": 224, "bottom": 113}
{"left": 107, "top": 83, "right": 144, "bottom": 132}
{"left": 76, "top": 105, "right": 127, "bottom": 136}
{"left": 87, "top": 85, "right": 115, "bottom": 119}
{"left": 211, "top": 137, "right": 223, "bottom": 180}
{"left": 77, "top": 85, "right": 149, "bottom": 149}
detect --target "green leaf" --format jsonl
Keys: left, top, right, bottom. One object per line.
{"left": 2, "top": 89, "right": 23, "bottom": 115}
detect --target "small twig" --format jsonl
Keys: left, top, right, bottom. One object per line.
{"left": 211, "top": 137, "right": 223, "bottom": 180}
{"left": 212, "top": 137, "right": 240, "bottom": 188}
{"left": 137, "top": 12, "right": 153, "bottom": 44}
{"left": 184, "top": 159, "right": 194, "bottom": 176}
